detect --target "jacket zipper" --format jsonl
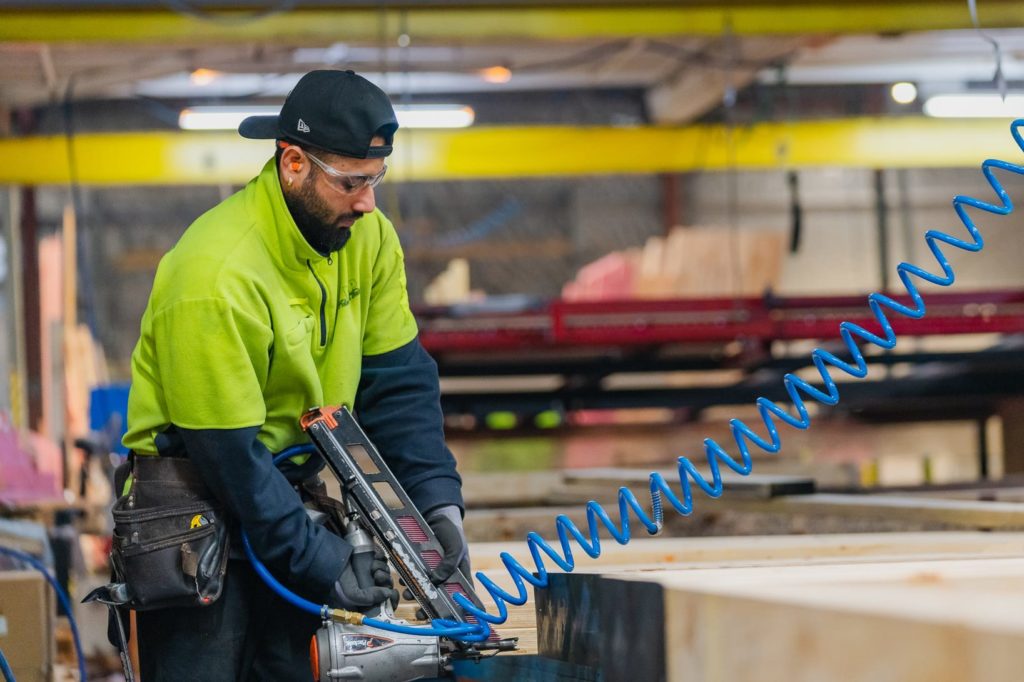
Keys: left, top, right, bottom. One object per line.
{"left": 307, "top": 259, "right": 328, "bottom": 347}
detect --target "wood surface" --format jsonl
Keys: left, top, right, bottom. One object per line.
{"left": 646, "top": 557, "right": 1024, "bottom": 682}
{"left": 530, "top": 468, "right": 1024, "bottom": 530}
{"left": 563, "top": 226, "right": 785, "bottom": 300}
{"left": 457, "top": 532, "right": 1024, "bottom": 657}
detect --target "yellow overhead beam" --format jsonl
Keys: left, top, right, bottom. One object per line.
{"left": 2, "top": 118, "right": 1021, "bottom": 186}
{"left": 0, "top": 2, "right": 1019, "bottom": 43}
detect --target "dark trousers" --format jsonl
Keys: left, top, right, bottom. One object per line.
{"left": 136, "top": 558, "right": 321, "bottom": 681}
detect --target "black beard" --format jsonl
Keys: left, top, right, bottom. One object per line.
{"left": 283, "top": 174, "right": 358, "bottom": 255}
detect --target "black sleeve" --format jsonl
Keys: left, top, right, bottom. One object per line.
{"left": 177, "top": 426, "right": 351, "bottom": 601}
{"left": 354, "top": 338, "right": 464, "bottom": 516}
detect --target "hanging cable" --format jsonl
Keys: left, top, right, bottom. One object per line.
{"left": 967, "top": 0, "right": 1008, "bottom": 100}
{"left": 62, "top": 76, "right": 100, "bottom": 337}
{"left": 720, "top": 20, "right": 744, "bottom": 302}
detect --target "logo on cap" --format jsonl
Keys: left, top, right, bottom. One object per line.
{"left": 297, "top": 119, "right": 310, "bottom": 133}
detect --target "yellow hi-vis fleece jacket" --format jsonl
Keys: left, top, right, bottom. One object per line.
{"left": 122, "top": 159, "right": 462, "bottom": 600}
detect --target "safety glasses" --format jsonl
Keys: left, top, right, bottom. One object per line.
{"left": 304, "top": 150, "right": 387, "bottom": 195}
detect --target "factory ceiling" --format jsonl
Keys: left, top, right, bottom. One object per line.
{"left": 0, "top": 1, "right": 1018, "bottom": 127}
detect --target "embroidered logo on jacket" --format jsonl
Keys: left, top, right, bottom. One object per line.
{"left": 339, "top": 280, "right": 360, "bottom": 308}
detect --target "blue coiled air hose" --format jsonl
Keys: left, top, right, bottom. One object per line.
{"left": 0, "top": 545, "right": 88, "bottom": 682}
{"left": 251, "top": 119, "right": 1024, "bottom": 641}
{"left": 242, "top": 444, "right": 487, "bottom": 639}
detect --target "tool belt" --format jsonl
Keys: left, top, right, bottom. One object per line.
{"left": 107, "top": 455, "right": 230, "bottom": 610}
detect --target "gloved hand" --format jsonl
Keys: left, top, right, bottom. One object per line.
{"left": 401, "top": 505, "right": 472, "bottom": 621}
{"left": 330, "top": 546, "right": 398, "bottom": 612}
{"left": 425, "top": 505, "right": 471, "bottom": 586}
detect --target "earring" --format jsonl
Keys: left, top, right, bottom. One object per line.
{"left": 287, "top": 177, "right": 294, "bottom": 188}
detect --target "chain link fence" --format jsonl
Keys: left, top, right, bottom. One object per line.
{"left": 50, "top": 175, "right": 664, "bottom": 371}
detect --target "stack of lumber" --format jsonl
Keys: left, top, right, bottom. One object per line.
{"left": 562, "top": 226, "right": 785, "bottom": 301}
{"left": 406, "top": 532, "right": 1024, "bottom": 664}
{"left": 424, "top": 258, "right": 485, "bottom": 305}
{"left": 459, "top": 470, "right": 1024, "bottom": 543}
{"left": 562, "top": 250, "right": 637, "bottom": 301}
{"left": 653, "top": 556, "right": 1024, "bottom": 681}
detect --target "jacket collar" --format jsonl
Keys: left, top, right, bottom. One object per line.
{"left": 249, "top": 158, "right": 328, "bottom": 271}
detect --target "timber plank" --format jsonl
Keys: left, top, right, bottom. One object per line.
{"left": 459, "top": 532, "right": 1024, "bottom": 657}
{"left": 646, "top": 557, "right": 1024, "bottom": 682}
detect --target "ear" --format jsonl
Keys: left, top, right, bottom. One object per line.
{"left": 279, "top": 145, "right": 307, "bottom": 185}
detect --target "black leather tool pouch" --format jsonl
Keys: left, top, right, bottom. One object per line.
{"left": 109, "top": 455, "right": 229, "bottom": 610}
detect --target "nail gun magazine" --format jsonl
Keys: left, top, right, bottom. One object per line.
{"left": 300, "top": 405, "right": 517, "bottom": 681}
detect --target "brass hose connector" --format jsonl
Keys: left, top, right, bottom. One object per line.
{"left": 330, "top": 608, "right": 365, "bottom": 625}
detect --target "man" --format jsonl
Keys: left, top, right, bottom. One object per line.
{"left": 121, "top": 70, "right": 469, "bottom": 681}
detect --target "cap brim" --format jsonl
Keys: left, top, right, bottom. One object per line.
{"left": 365, "top": 144, "right": 393, "bottom": 159}
{"left": 238, "top": 115, "right": 280, "bottom": 139}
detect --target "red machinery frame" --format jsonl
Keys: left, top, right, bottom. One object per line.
{"left": 418, "top": 289, "right": 1024, "bottom": 354}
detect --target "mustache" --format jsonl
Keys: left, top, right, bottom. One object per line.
{"left": 336, "top": 212, "right": 364, "bottom": 226}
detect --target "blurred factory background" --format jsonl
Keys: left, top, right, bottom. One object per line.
{"left": 2, "top": 2, "right": 1024, "bottom": 680}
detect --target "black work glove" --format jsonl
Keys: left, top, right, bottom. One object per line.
{"left": 426, "top": 505, "right": 471, "bottom": 586}
{"left": 330, "top": 547, "right": 398, "bottom": 612}
{"left": 401, "top": 505, "right": 472, "bottom": 621}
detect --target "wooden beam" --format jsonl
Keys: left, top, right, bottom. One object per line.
{"left": 772, "top": 493, "right": 1024, "bottom": 529}
{"left": 5, "top": 186, "right": 28, "bottom": 430}
{"left": 466, "top": 532, "right": 1024, "bottom": 657}
{"left": 655, "top": 557, "right": 1024, "bottom": 681}
{"left": 998, "top": 397, "right": 1024, "bottom": 475}
{"left": 468, "top": 531, "right": 1024, "bottom": 572}
{"left": 557, "top": 469, "right": 1024, "bottom": 529}
{"left": 18, "top": 188, "right": 42, "bottom": 431}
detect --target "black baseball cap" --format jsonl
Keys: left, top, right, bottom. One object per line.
{"left": 238, "top": 70, "right": 398, "bottom": 159}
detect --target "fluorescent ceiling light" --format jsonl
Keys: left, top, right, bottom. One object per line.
{"left": 142, "top": 70, "right": 647, "bottom": 99}
{"left": 293, "top": 42, "right": 349, "bottom": 64}
{"left": 179, "top": 104, "right": 474, "bottom": 130}
{"left": 394, "top": 104, "right": 475, "bottom": 128}
{"left": 923, "top": 93, "right": 1024, "bottom": 118}
{"left": 178, "top": 105, "right": 279, "bottom": 130}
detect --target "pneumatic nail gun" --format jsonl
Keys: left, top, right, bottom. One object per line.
{"left": 300, "top": 406, "right": 518, "bottom": 681}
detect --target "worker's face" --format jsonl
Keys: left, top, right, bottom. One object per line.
{"left": 281, "top": 137, "right": 387, "bottom": 254}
